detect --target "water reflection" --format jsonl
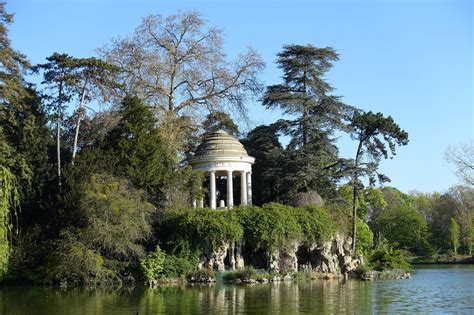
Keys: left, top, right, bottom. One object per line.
{"left": 1, "top": 266, "right": 473, "bottom": 314}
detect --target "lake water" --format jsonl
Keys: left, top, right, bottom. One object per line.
{"left": 1, "top": 265, "right": 473, "bottom": 314}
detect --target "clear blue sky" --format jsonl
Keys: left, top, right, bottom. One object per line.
{"left": 7, "top": 0, "right": 473, "bottom": 193}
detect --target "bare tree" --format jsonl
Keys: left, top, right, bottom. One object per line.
{"left": 98, "top": 11, "right": 264, "bottom": 117}
{"left": 445, "top": 140, "right": 474, "bottom": 186}
{"left": 98, "top": 12, "right": 264, "bottom": 156}
{"left": 69, "top": 58, "right": 119, "bottom": 165}
{"left": 34, "top": 53, "right": 76, "bottom": 190}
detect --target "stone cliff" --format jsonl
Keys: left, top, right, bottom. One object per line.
{"left": 198, "top": 233, "right": 362, "bottom": 275}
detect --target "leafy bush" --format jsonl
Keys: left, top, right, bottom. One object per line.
{"left": 354, "top": 263, "right": 372, "bottom": 275}
{"left": 222, "top": 270, "right": 239, "bottom": 282}
{"left": 369, "top": 239, "right": 411, "bottom": 272}
{"left": 40, "top": 230, "right": 111, "bottom": 285}
{"left": 140, "top": 245, "right": 166, "bottom": 282}
{"left": 7, "top": 225, "right": 45, "bottom": 282}
{"left": 223, "top": 267, "right": 258, "bottom": 281}
{"left": 238, "top": 203, "right": 301, "bottom": 251}
{"left": 158, "top": 207, "right": 243, "bottom": 256}
{"left": 296, "top": 205, "right": 335, "bottom": 244}
{"left": 356, "top": 219, "right": 374, "bottom": 255}
{"left": 161, "top": 254, "right": 197, "bottom": 278}
{"left": 37, "top": 174, "right": 156, "bottom": 285}
{"left": 78, "top": 173, "right": 155, "bottom": 260}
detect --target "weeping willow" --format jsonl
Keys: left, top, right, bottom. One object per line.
{"left": 0, "top": 165, "right": 19, "bottom": 279}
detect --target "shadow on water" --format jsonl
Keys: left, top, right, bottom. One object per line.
{"left": 1, "top": 265, "right": 473, "bottom": 314}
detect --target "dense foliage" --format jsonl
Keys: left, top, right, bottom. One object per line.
{"left": 140, "top": 245, "right": 166, "bottom": 283}
{"left": 1, "top": 2, "right": 471, "bottom": 286}
{"left": 157, "top": 203, "right": 335, "bottom": 258}
{"left": 260, "top": 45, "right": 354, "bottom": 200}
{"left": 368, "top": 239, "right": 411, "bottom": 272}
{"left": 0, "top": 164, "right": 18, "bottom": 279}
{"left": 40, "top": 174, "right": 155, "bottom": 285}
{"left": 369, "top": 188, "right": 432, "bottom": 255}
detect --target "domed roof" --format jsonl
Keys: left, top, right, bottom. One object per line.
{"left": 193, "top": 130, "right": 249, "bottom": 158}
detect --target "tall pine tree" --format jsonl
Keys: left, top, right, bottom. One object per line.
{"left": 263, "top": 44, "right": 354, "bottom": 198}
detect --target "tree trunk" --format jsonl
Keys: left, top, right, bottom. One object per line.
{"left": 56, "top": 81, "right": 63, "bottom": 191}
{"left": 71, "top": 79, "right": 89, "bottom": 165}
{"left": 168, "top": 62, "right": 177, "bottom": 112}
{"left": 351, "top": 139, "right": 364, "bottom": 252}
{"left": 302, "top": 70, "right": 309, "bottom": 145}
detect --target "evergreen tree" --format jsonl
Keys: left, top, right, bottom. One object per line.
{"left": 103, "top": 95, "right": 172, "bottom": 206}
{"left": 0, "top": 2, "right": 54, "bottom": 278}
{"left": 349, "top": 111, "right": 408, "bottom": 251}
{"left": 34, "top": 53, "right": 77, "bottom": 190}
{"left": 202, "top": 111, "right": 239, "bottom": 137}
{"left": 263, "top": 44, "right": 354, "bottom": 198}
{"left": 242, "top": 124, "right": 286, "bottom": 205}
{"left": 449, "top": 217, "right": 460, "bottom": 255}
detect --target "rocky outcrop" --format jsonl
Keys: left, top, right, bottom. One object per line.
{"left": 198, "top": 239, "right": 246, "bottom": 271}
{"left": 310, "top": 234, "right": 362, "bottom": 274}
{"left": 198, "top": 242, "right": 229, "bottom": 271}
{"left": 235, "top": 240, "right": 245, "bottom": 269}
{"left": 269, "top": 240, "right": 299, "bottom": 273}
{"left": 360, "top": 269, "right": 411, "bottom": 281}
{"left": 197, "top": 234, "right": 361, "bottom": 276}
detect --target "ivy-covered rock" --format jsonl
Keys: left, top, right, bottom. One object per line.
{"left": 156, "top": 203, "right": 359, "bottom": 275}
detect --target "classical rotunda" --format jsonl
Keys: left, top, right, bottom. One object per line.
{"left": 188, "top": 130, "right": 255, "bottom": 209}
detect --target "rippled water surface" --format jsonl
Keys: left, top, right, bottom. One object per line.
{"left": 1, "top": 265, "right": 473, "bottom": 314}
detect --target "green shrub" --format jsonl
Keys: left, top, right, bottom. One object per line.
{"left": 369, "top": 239, "right": 411, "bottom": 272}
{"left": 79, "top": 174, "right": 155, "bottom": 260}
{"left": 237, "top": 203, "right": 301, "bottom": 251}
{"left": 296, "top": 205, "right": 335, "bottom": 244}
{"left": 157, "top": 207, "right": 243, "bottom": 256}
{"left": 356, "top": 219, "right": 374, "bottom": 255}
{"left": 223, "top": 267, "right": 258, "bottom": 281}
{"left": 40, "top": 230, "right": 112, "bottom": 285}
{"left": 354, "top": 263, "right": 372, "bottom": 275}
{"left": 222, "top": 270, "right": 239, "bottom": 282}
{"left": 161, "top": 254, "right": 197, "bottom": 278}
{"left": 39, "top": 174, "right": 156, "bottom": 285}
{"left": 140, "top": 245, "right": 166, "bottom": 282}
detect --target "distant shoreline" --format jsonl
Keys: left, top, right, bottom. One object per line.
{"left": 410, "top": 256, "right": 474, "bottom": 265}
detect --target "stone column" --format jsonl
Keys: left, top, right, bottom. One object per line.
{"left": 240, "top": 171, "right": 247, "bottom": 205}
{"left": 247, "top": 172, "right": 252, "bottom": 205}
{"left": 192, "top": 199, "right": 197, "bottom": 208}
{"left": 210, "top": 171, "right": 216, "bottom": 209}
{"left": 227, "top": 170, "right": 234, "bottom": 208}
{"left": 198, "top": 183, "right": 204, "bottom": 208}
